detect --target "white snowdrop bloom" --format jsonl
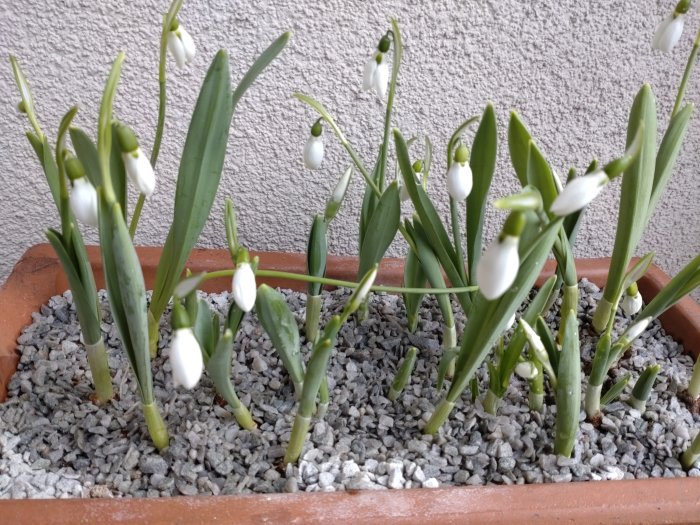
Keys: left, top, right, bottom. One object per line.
{"left": 232, "top": 262, "right": 257, "bottom": 312}
{"left": 167, "top": 23, "right": 196, "bottom": 67}
{"left": 621, "top": 291, "right": 643, "bottom": 316}
{"left": 652, "top": 13, "right": 685, "bottom": 53}
{"left": 70, "top": 177, "right": 98, "bottom": 227}
{"left": 549, "top": 171, "right": 609, "bottom": 216}
{"left": 362, "top": 53, "right": 389, "bottom": 98}
{"left": 123, "top": 148, "right": 156, "bottom": 198}
{"left": 446, "top": 161, "right": 473, "bottom": 201}
{"left": 476, "top": 235, "right": 520, "bottom": 300}
{"left": 303, "top": 136, "right": 324, "bottom": 170}
{"left": 506, "top": 313, "right": 517, "bottom": 330}
{"left": 169, "top": 328, "right": 203, "bottom": 389}
{"left": 515, "top": 361, "right": 539, "bottom": 380}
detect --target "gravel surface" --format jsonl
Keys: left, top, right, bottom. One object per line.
{"left": 1, "top": 280, "right": 699, "bottom": 499}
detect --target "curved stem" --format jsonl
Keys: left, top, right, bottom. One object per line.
{"left": 673, "top": 28, "right": 700, "bottom": 117}
{"left": 129, "top": 194, "right": 146, "bottom": 238}
{"left": 377, "top": 20, "right": 402, "bottom": 191}
{"left": 202, "top": 268, "right": 478, "bottom": 295}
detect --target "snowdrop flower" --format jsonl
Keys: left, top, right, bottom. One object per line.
{"left": 303, "top": 120, "right": 324, "bottom": 170}
{"left": 169, "top": 328, "right": 204, "bottom": 389}
{"left": 549, "top": 171, "right": 609, "bottom": 216}
{"left": 621, "top": 283, "right": 643, "bottom": 316}
{"left": 515, "top": 361, "right": 538, "bottom": 380}
{"left": 167, "top": 19, "right": 196, "bottom": 68}
{"left": 362, "top": 35, "right": 391, "bottom": 98}
{"left": 116, "top": 124, "right": 156, "bottom": 198}
{"left": 652, "top": 1, "right": 689, "bottom": 53}
{"left": 65, "top": 154, "right": 98, "bottom": 227}
{"left": 325, "top": 166, "right": 353, "bottom": 220}
{"left": 446, "top": 145, "right": 473, "bottom": 201}
{"left": 70, "top": 178, "right": 99, "bottom": 227}
{"left": 232, "top": 262, "right": 257, "bottom": 312}
{"left": 476, "top": 212, "right": 525, "bottom": 300}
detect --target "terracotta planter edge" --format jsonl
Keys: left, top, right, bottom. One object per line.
{"left": 1, "top": 243, "right": 699, "bottom": 524}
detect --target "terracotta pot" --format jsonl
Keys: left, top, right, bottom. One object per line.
{"left": 1, "top": 244, "right": 699, "bottom": 524}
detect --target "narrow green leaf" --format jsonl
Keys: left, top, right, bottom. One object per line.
{"left": 600, "top": 373, "right": 631, "bottom": 406}
{"left": 553, "top": 309, "right": 581, "bottom": 457}
{"left": 110, "top": 122, "right": 127, "bottom": 218}
{"left": 191, "top": 298, "right": 216, "bottom": 359}
{"left": 466, "top": 103, "right": 497, "bottom": 282}
{"left": 622, "top": 252, "right": 655, "bottom": 292}
{"left": 307, "top": 215, "right": 328, "bottom": 296}
{"left": 603, "top": 84, "right": 657, "bottom": 304}
{"left": 639, "top": 253, "right": 700, "bottom": 320}
{"left": 174, "top": 272, "right": 207, "bottom": 298}
{"left": 256, "top": 284, "right": 304, "bottom": 387}
{"left": 527, "top": 141, "right": 558, "bottom": 213}
{"left": 535, "top": 315, "right": 559, "bottom": 371}
{"left": 70, "top": 128, "right": 102, "bottom": 188}
{"left": 508, "top": 112, "right": 532, "bottom": 187}
{"left": 437, "top": 348, "right": 460, "bottom": 391}
{"left": 358, "top": 182, "right": 401, "bottom": 277}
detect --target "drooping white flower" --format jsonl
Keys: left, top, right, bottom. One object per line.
{"left": 515, "top": 361, "right": 538, "bottom": 380}
{"left": 549, "top": 171, "right": 609, "bottom": 216}
{"left": 123, "top": 148, "right": 156, "bottom": 198}
{"left": 303, "top": 136, "right": 324, "bottom": 170}
{"left": 232, "top": 262, "right": 257, "bottom": 312}
{"left": 362, "top": 53, "right": 389, "bottom": 98}
{"left": 169, "top": 327, "right": 203, "bottom": 389}
{"left": 476, "top": 235, "right": 520, "bottom": 300}
{"left": 652, "top": 13, "right": 685, "bottom": 53}
{"left": 446, "top": 161, "right": 473, "bottom": 201}
{"left": 621, "top": 290, "right": 643, "bottom": 316}
{"left": 167, "top": 23, "right": 196, "bottom": 68}
{"left": 70, "top": 177, "right": 99, "bottom": 227}
{"left": 400, "top": 174, "right": 421, "bottom": 202}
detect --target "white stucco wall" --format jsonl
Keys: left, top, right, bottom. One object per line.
{"left": 0, "top": 1, "right": 698, "bottom": 291}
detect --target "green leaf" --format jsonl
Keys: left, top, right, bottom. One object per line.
{"left": 256, "top": 284, "right": 304, "bottom": 387}
{"left": 358, "top": 182, "right": 401, "bottom": 278}
{"left": 437, "top": 348, "right": 460, "bottom": 391}
{"left": 527, "top": 141, "right": 558, "bottom": 214}
{"left": 205, "top": 329, "right": 250, "bottom": 424}
{"left": 307, "top": 215, "right": 328, "bottom": 296}
{"left": 98, "top": 192, "right": 153, "bottom": 403}
{"left": 174, "top": 272, "right": 207, "bottom": 298}
{"left": 508, "top": 112, "right": 532, "bottom": 187}
{"left": 603, "top": 84, "right": 657, "bottom": 304}
{"left": 150, "top": 51, "right": 233, "bottom": 318}
{"left": 191, "top": 298, "right": 216, "bottom": 359}
{"left": 110, "top": 122, "right": 127, "bottom": 218}
{"left": 600, "top": 373, "right": 631, "bottom": 406}
{"left": 25, "top": 134, "right": 61, "bottom": 210}
{"left": 553, "top": 309, "right": 581, "bottom": 457}
{"left": 648, "top": 103, "right": 693, "bottom": 221}
{"left": 466, "top": 103, "right": 497, "bottom": 282}
{"left": 622, "top": 252, "right": 655, "bottom": 292}
{"left": 639, "top": 253, "right": 700, "bottom": 320}
{"left": 536, "top": 315, "right": 559, "bottom": 371}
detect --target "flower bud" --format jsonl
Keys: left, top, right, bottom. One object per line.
{"left": 476, "top": 235, "right": 520, "bottom": 300}
{"left": 549, "top": 171, "right": 609, "bottom": 216}
{"left": 169, "top": 327, "right": 204, "bottom": 389}
{"left": 70, "top": 177, "right": 99, "bottom": 227}
{"left": 117, "top": 124, "right": 156, "bottom": 198}
{"left": 167, "top": 19, "right": 196, "bottom": 68}
{"left": 362, "top": 52, "right": 389, "bottom": 98}
{"left": 446, "top": 161, "right": 473, "bottom": 201}
{"left": 621, "top": 283, "right": 643, "bottom": 316}
{"left": 303, "top": 132, "right": 324, "bottom": 170}
{"left": 232, "top": 262, "right": 257, "bottom": 312}
{"left": 515, "top": 361, "right": 538, "bottom": 380}
{"left": 621, "top": 317, "right": 652, "bottom": 343}
{"left": 377, "top": 35, "right": 391, "bottom": 53}
{"left": 325, "top": 166, "right": 353, "bottom": 220}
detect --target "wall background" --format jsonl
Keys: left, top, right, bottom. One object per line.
{"left": 1, "top": 1, "right": 699, "bottom": 295}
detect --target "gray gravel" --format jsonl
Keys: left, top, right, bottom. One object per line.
{"left": 1, "top": 279, "right": 699, "bottom": 499}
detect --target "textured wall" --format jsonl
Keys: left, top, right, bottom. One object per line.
{"left": 1, "top": 1, "right": 699, "bottom": 292}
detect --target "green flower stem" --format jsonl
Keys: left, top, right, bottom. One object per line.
{"left": 449, "top": 197, "right": 467, "bottom": 285}
{"left": 203, "top": 268, "right": 478, "bottom": 295}
{"left": 592, "top": 297, "right": 615, "bottom": 334}
{"left": 528, "top": 359, "right": 545, "bottom": 412}
{"left": 673, "top": 27, "right": 700, "bottom": 117}
{"left": 681, "top": 431, "right": 700, "bottom": 470}
{"left": 585, "top": 384, "right": 603, "bottom": 420}
{"left": 142, "top": 402, "right": 170, "bottom": 451}
{"left": 129, "top": 194, "right": 146, "bottom": 238}
{"left": 85, "top": 338, "right": 114, "bottom": 404}
{"left": 232, "top": 405, "right": 256, "bottom": 431}
{"left": 388, "top": 347, "right": 417, "bottom": 401}
{"left": 305, "top": 294, "right": 322, "bottom": 342}
{"left": 585, "top": 333, "right": 611, "bottom": 419}
{"left": 423, "top": 399, "right": 456, "bottom": 435}
{"left": 318, "top": 375, "right": 329, "bottom": 419}
{"left": 561, "top": 284, "right": 579, "bottom": 324}
{"left": 688, "top": 360, "right": 700, "bottom": 398}
{"left": 377, "top": 20, "right": 402, "bottom": 191}
{"left": 285, "top": 415, "right": 311, "bottom": 463}
{"left": 553, "top": 310, "right": 580, "bottom": 457}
